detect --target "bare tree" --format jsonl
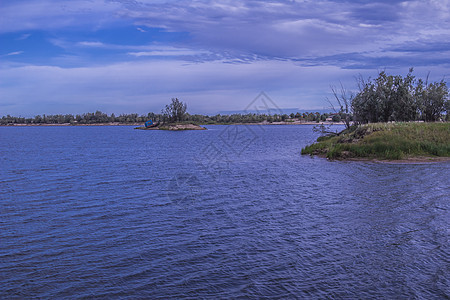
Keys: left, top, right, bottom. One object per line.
{"left": 327, "top": 81, "right": 354, "bottom": 129}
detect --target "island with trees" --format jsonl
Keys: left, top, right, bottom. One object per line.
{"left": 135, "top": 98, "right": 206, "bottom": 130}
{"left": 302, "top": 69, "right": 449, "bottom": 161}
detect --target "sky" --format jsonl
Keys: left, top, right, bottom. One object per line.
{"left": 1, "top": 0, "right": 449, "bottom": 116}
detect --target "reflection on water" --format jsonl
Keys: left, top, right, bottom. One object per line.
{"left": 0, "top": 125, "right": 448, "bottom": 298}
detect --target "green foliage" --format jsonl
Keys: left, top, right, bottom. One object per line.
{"left": 332, "top": 114, "right": 341, "bottom": 122}
{"left": 353, "top": 69, "right": 448, "bottom": 124}
{"left": 162, "top": 98, "right": 187, "bottom": 123}
{"left": 0, "top": 98, "right": 344, "bottom": 126}
{"left": 1, "top": 110, "right": 336, "bottom": 125}
{"left": 0, "top": 111, "right": 151, "bottom": 125}
{"left": 302, "top": 122, "right": 450, "bottom": 160}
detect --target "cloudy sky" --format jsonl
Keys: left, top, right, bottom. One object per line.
{"left": 1, "top": 0, "right": 449, "bottom": 116}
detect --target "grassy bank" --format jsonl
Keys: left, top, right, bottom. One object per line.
{"left": 302, "top": 122, "right": 450, "bottom": 160}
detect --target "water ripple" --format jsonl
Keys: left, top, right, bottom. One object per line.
{"left": 1, "top": 125, "right": 449, "bottom": 298}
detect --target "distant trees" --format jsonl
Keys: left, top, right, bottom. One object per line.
{"left": 0, "top": 99, "right": 353, "bottom": 126}
{"left": 0, "top": 110, "right": 341, "bottom": 125}
{"left": 352, "top": 69, "right": 449, "bottom": 124}
{"left": 0, "top": 112, "right": 149, "bottom": 125}
{"left": 162, "top": 98, "right": 187, "bottom": 123}
{"left": 332, "top": 114, "right": 341, "bottom": 122}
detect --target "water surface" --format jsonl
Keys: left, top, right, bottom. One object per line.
{"left": 0, "top": 125, "right": 449, "bottom": 298}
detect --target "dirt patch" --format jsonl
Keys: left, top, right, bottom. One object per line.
{"left": 162, "top": 124, "right": 207, "bottom": 130}
{"left": 135, "top": 123, "right": 206, "bottom": 130}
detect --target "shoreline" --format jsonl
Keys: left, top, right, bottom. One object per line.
{"left": 0, "top": 122, "right": 142, "bottom": 127}
{"left": 313, "top": 154, "right": 450, "bottom": 164}
{"left": 302, "top": 123, "right": 449, "bottom": 162}
{"left": 207, "top": 121, "right": 340, "bottom": 126}
{"left": 0, "top": 121, "right": 343, "bottom": 127}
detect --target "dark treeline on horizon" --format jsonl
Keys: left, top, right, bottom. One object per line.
{"left": 0, "top": 110, "right": 344, "bottom": 125}
{"left": 2, "top": 70, "right": 448, "bottom": 126}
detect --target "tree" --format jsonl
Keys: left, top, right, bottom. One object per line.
{"left": 162, "top": 98, "right": 187, "bottom": 123}
{"left": 328, "top": 81, "right": 354, "bottom": 129}
{"left": 445, "top": 99, "right": 450, "bottom": 121}
{"left": 332, "top": 114, "right": 341, "bottom": 122}
{"left": 416, "top": 76, "right": 448, "bottom": 122}
{"left": 352, "top": 69, "right": 448, "bottom": 124}
{"left": 391, "top": 69, "right": 417, "bottom": 122}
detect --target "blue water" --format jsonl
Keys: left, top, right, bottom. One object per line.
{"left": 1, "top": 125, "right": 449, "bottom": 299}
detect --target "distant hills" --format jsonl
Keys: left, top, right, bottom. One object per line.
{"left": 217, "top": 108, "right": 333, "bottom": 115}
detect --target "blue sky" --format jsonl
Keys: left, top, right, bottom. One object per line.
{"left": 1, "top": 0, "right": 449, "bottom": 116}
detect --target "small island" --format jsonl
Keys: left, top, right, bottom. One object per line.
{"left": 134, "top": 98, "right": 206, "bottom": 131}
{"left": 135, "top": 123, "right": 206, "bottom": 131}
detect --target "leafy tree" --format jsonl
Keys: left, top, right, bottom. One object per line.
{"left": 445, "top": 99, "right": 450, "bottom": 121}
{"left": 332, "top": 114, "right": 341, "bottom": 122}
{"left": 353, "top": 69, "right": 448, "bottom": 124}
{"left": 416, "top": 78, "right": 448, "bottom": 121}
{"left": 391, "top": 70, "right": 417, "bottom": 122}
{"left": 162, "top": 98, "right": 187, "bottom": 123}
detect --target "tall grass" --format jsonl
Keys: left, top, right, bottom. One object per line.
{"left": 301, "top": 122, "right": 450, "bottom": 160}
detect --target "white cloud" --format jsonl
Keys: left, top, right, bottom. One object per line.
{"left": 5, "top": 51, "right": 24, "bottom": 56}
{"left": 0, "top": 59, "right": 362, "bottom": 115}
{"left": 77, "top": 41, "right": 106, "bottom": 47}
{"left": 128, "top": 48, "right": 210, "bottom": 57}
{"left": 1, "top": 0, "right": 449, "bottom": 115}
{"left": 113, "top": 0, "right": 450, "bottom": 63}
{"left": 60, "top": 39, "right": 209, "bottom": 55}
{"left": 2, "top": 0, "right": 450, "bottom": 65}
{"left": 17, "top": 33, "right": 32, "bottom": 40}
{"left": 0, "top": 0, "right": 121, "bottom": 33}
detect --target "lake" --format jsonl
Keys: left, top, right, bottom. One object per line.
{"left": 0, "top": 125, "right": 449, "bottom": 298}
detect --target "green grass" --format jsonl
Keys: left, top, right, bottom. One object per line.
{"left": 301, "top": 122, "right": 450, "bottom": 160}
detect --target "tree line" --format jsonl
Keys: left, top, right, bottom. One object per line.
{"left": 331, "top": 69, "right": 449, "bottom": 129}
{"left": 0, "top": 111, "right": 149, "bottom": 125}
{"left": 1, "top": 98, "right": 342, "bottom": 125}
{"left": 3, "top": 70, "right": 447, "bottom": 127}
{"left": 0, "top": 110, "right": 341, "bottom": 125}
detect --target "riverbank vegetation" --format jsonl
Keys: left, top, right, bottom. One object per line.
{"left": 353, "top": 69, "right": 448, "bottom": 124}
{"left": 330, "top": 69, "right": 449, "bottom": 129}
{"left": 1, "top": 110, "right": 340, "bottom": 126}
{"left": 302, "top": 122, "right": 450, "bottom": 160}
{"left": 303, "top": 69, "right": 449, "bottom": 160}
